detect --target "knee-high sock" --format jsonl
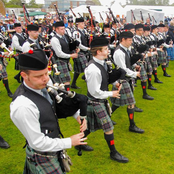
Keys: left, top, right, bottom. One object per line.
{"left": 111, "top": 105, "right": 119, "bottom": 114}
{"left": 141, "top": 81, "right": 147, "bottom": 95}
{"left": 104, "top": 133, "right": 117, "bottom": 153}
{"left": 127, "top": 108, "right": 135, "bottom": 127}
{"left": 2, "top": 79, "right": 11, "bottom": 94}
{"left": 162, "top": 65, "right": 167, "bottom": 75}
{"left": 153, "top": 70, "right": 158, "bottom": 81}
{"left": 71, "top": 72, "right": 80, "bottom": 86}
{"left": 83, "top": 130, "right": 90, "bottom": 138}
{"left": 147, "top": 74, "right": 152, "bottom": 87}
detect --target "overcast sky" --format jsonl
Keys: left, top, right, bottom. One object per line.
{"left": 26, "top": 0, "right": 174, "bottom": 5}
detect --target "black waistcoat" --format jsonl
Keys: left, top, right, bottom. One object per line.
{"left": 53, "top": 34, "right": 70, "bottom": 62}
{"left": 78, "top": 29, "right": 88, "bottom": 47}
{"left": 14, "top": 33, "right": 26, "bottom": 49}
{"left": 87, "top": 59, "right": 109, "bottom": 99}
{"left": 12, "top": 84, "right": 60, "bottom": 139}
{"left": 27, "top": 38, "right": 44, "bottom": 50}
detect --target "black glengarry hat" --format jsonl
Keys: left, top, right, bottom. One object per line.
{"left": 19, "top": 49, "right": 48, "bottom": 70}
{"left": 75, "top": 17, "right": 84, "bottom": 23}
{"left": 54, "top": 21, "right": 64, "bottom": 28}
{"left": 135, "top": 23, "right": 144, "bottom": 30}
{"left": 90, "top": 36, "right": 109, "bottom": 48}
{"left": 119, "top": 31, "right": 133, "bottom": 39}
{"left": 124, "top": 23, "right": 135, "bottom": 30}
{"left": 14, "top": 23, "right": 21, "bottom": 28}
{"left": 151, "top": 25, "right": 158, "bottom": 31}
{"left": 27, "top": 24, "right": 39, "bottom": 31}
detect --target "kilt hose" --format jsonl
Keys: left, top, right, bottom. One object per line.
{"left": 53, "top": 59, "right": 71, "bottom": 84}
{"left": 73, "top": 52, "right": 87, "bottom": 73}
{"left": 145, "top": 57, "right": 153, "bottom": 74}
{"left": 23, "top": 146, "right": 65, "bottom": 174}
{"left": 150, "top": 55, "right": 158, "bottom": 69}
{"left": 110, "top": 80, "right": 136, "bottom": 107}
{"left": 0, "top": 59, "right": 7, "bottom": 79}
{"left": 87, "top": 99, "right": 114, "bottom": 133}
{"left": 157, "top": 50, "right": 167, "bottom": 65}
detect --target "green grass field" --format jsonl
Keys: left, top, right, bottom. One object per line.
{"left": 0, "top": 58, "right": 174, "bottom": 174}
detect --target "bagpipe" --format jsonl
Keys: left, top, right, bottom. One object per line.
{"left": 131, "top": 10, "right": 136, "bottom": 23}
{"left": 54, "top": 4, "right": 63, "bottom": 21}
{"left": 140, "top": 11, "right": 144, "bottom": 23}
{"left": 22, "top": 3, "right": 30, "bottom": 25}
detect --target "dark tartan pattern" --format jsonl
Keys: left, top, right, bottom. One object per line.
{"left": 137, "top": 62, "right": 148, "bottom": 81}
{"left": 87, "top": 99, "right": 114, "bottom": 133}
{"left": 150, "top": 55, "right": 158, "bottom": 68}
{"left": 73, "top": 52, "right": 87, "bottom": 73}
{"left": 157, "top": 50, "right": 167, "bottom": 64}
{"left": 145, "top": 57, "right": 153, "bottom": 74}
{"left": 0, "top": 59, "right": 7, "bottom": 78}
{"left": 54, "top": 59, "right": 71, "bottom": 84}
{"left": 24, "top": 146, "right": 65, "bottom": 174}
{"left": 110, "top": 80, "right": 135, "bottom": 106}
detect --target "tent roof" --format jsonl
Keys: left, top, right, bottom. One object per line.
{"left": 19, "top": 11, "right": 47, "bottom": 17}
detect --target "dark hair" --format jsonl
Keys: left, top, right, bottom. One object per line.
{"left": 90, "top": 46, "right": 103, "bottom": 56}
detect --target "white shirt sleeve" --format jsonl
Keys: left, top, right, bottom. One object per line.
{"left": 22, "top": 42, "right": 31, "bottom": 53}
{"left": 85, "top": 64, "right": 113, "bottom": 99}
{"left": 50, "top": 37, "right": 71, "bottom": 59}
{"left": 10, "top": 96, "right": 71, "bottom": 152}
{"left": 12, "top": 35, "right": 23, "bottom": 52}
{"left": 113, "top": 49, "right": 138, "bottom": 78}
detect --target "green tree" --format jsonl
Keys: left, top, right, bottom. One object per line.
{"left": 27, "top": 0, "right": 43, "bottom": 8}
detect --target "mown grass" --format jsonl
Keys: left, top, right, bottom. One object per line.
{"left": 0, "top": 58, "right": 174, "bottom": 174}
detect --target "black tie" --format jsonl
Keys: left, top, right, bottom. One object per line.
{"left": 62, "top": 35, "right": 68, "bottom": 43}
{"left": 127, "top": 49, "right": 131, "bottom": 58}
{"left": 36, "top": 39, "right": 41, "bottom": 49}
{"left": 103, "top": 62, "right": 108, "bottom": 71}
{"left": 41, "top": 88, "right": 53, "bottom": 104}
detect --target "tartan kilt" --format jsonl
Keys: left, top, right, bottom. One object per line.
{"left": 110, "top": 80, "right": 135, "bottom": 106}
{"left": 73, "top": 52, "right": 87, "bottom": 73}
{"left": 150, "top": 55, "right": 158, "bottom": 68}
{"left": 137, "top": 62, "right": 148, "bottom": 81}
{"left": 145, "top": 57, "right": 153, "bottom": 74}
{"left": 24, "top": 146, "right": 65, "bottom": 174}
{"left": 54, "top": 59, "right": 71, "bottom": 84}
{"left": 157, "top": 50, "right": 167, "bottom": 64}
{"left": 87, "top": 99, "right": 114, "bottom": 133}
{"left": 0, "top": 59, "right": 7, "bottom": 79}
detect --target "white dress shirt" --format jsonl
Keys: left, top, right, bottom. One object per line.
{"left": 10, "top": 81, "right": 71, "bottom": 152}
{"left": 50, "top": 33, "right": 71, "bottom": 59}
{"left": 11, "top": 33, "right": 23, "bottom": 52}
{"left": 22, "top": 37, "right": 38, "bottom": 53}
{"left": 85, "top": 57, "right": 113, "bottom": 99}
{"left": 113, "top": 44, "right": 138, "bottom": 78}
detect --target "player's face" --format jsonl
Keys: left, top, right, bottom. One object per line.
{"left": 56, "top": 26, "right": 65, "bottom": 35}
{"left": 124, "top": 38, "right": 133, "bottom": 48}
{"left": 129, "top": 28, "right": 135, "bottom": 34}
{"left": 98, "top": 46, "right": 109, "bottom": 59}
{"left": 21, "top": 67, "right": 49, "bottom": 90}
{"left": 15, "top": 26, "right": 22, "bottom": 33}
{"left": 28, "top": 30, "right": 39, "bottom": 40}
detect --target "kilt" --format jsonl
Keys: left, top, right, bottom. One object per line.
{"left": 87, "top": 99, "right": 114, "bottom": 133}
{"left": 24, "top": 146, "right": 65, "bottom": 174}
{"left": 157, "top": 50, "right": 167, "bottom": 64}
{"left": 54, "top": 59, "right": 71, "bottom": 84}
{"left": 110, "top": 80, "right": 135, "bottom": 106}
{"left": 0, "top": 59, "right": 7, "bottom": 79}
{"left": 73, "top": 52, "right": 87, "bottom": 73}
{"left": 150, "top": 55, "right": 158, "bottom": 69}
{"left": 137, "top": 62, "right": 148, "bottom": 81}
{"left": 145, "top": 57, "right": 153, "bottom": 74}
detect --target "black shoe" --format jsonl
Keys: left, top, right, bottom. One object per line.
{"left": 111, "top": 120, "right": 116, "bottom": 125}
{"left": 143, "top": 94, "right": 154, "bottom": 100}
{"left": 129, "top": 125, "right": 144, "bottom": 133}
{"left": 71, "top": 85, "right": 81, "bottom": 89}
{"left": 148, "top": 85, "right": 157, "bottom": 90}
{"left": 163, "top": 73, "right": 171, "bottom": 77}
{"left": 154, "top": 79, "right": 163, "bottom": 83}
{"left": 81, "top": 75, "right": 86, "bottom": 80}
{"left": 75, "top": 145, "right": 93, "bottom": 151}
{"left": 0, "top": 139, "right": 10, "bottom": 149}
{"left": 14, "top": 75, "right": 21, "bottom": 83}
{"left": 8, "top": 93, "right": 13, "bottom": 98}
{"left": 134, "top": 106, "right": 143, "bottom": 112}
{"left": 110, "top": 151, "right": 129, "bottom": 163}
